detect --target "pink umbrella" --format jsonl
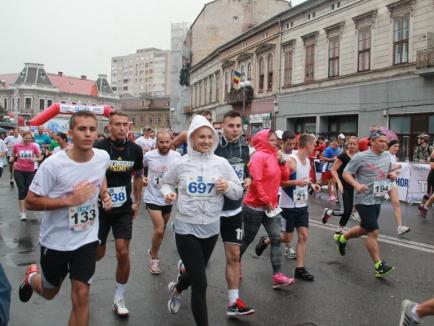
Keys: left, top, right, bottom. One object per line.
{"left": 379, "top": 127, "right": 398, "bottom": 141}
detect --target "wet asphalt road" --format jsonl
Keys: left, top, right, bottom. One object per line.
{"left": 1, "top": 175, "right": 434, "bottom": 326}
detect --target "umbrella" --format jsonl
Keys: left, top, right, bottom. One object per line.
{"left": 379, "top": 127, "right": 398, "bottom": 141}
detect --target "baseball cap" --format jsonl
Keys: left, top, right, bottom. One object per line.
{"left": 338, "top": 133, "right": 346, "bottom": 139}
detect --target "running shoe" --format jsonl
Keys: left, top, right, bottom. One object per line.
{"left": 350, "top": 211, "right": 361, "bottom": 222}
{"left": 20, "top": 213, "right": 27, "bottom": 221}
{"left": 321, "top": 208, "right": 331, "bottom": 224}
{"left": 255, "top": 236, "right": 269, "bottom": 256}
{"left": 418, "top": 205, "right": 427, "bottom": 218}
{"left": 167, "top": 281, "right": 181, "bottom": 314}
{"left": 397, "top": 225, "right": 410, "bottom": 235}
{"left": 375, "top": 261, "right": 395, "bottom": 278}
{"left": 147, "top": 249, "right": 161, "bottom": 274}
{"left": 399, "top": 299, "right": 421, "bottom": 326}
{"left": 18, "top": 264, "right": 38, "bottom": 302}
{"left": 333, "top": 233, "right": 346, "bottom": 256}
{"left": 113, "top": 296, "right": 129, "bottom": 317}
{"left": 271, "top": 272, "right": 295, "bottom": 289}
{"left": 226, "top": 298, "right": 255, "bottom": 317}
{"left": 10, "top": 180, "right": 14, "bottom": 187}
{"left": 335, "top": 227, "right": 344, "bottom": 235}
{"left": 284, "top": 246, "right": 296, "bottom": 260}
{"left": 294, "top": 267, "right": 314, "bottom": 281}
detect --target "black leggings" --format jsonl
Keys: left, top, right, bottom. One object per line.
{"left": 331, "top": 187, "right": 354, "bottom": 227}
{"left": 14, "top": 170, "right": 35, "bottom": 200}
{"left": 175, "top": 233, "right": 218, "bottom": 326}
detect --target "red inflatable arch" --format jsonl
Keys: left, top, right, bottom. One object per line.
{"left": 29, "top": 103, "right": 113, "bottom": 126}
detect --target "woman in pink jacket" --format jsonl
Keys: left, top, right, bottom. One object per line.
{"left": 240, "top": 129, "right": 294, "bottom": 289}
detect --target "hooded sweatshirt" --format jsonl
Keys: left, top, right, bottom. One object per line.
{"left": 243, "top": 129, "right": 288, "bottom": 209}
{"left": 161, "top": 115, "right": 243, "bottom": 226}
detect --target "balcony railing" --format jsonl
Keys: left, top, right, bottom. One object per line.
{"left": 416, "top": 48, "right": 434, "bottom": 74}
{"left": 226, "top": 86, "right": 254, "bottom": 105}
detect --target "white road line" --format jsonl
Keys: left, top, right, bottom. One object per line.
{"left": 310, "top": 220, "right": 434, "bottom": 254}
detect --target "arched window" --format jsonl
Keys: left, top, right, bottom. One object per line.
{"left": 224, "top": 71, "right": 229, "bottom": 95}
{"left": 247, "top": 62, "right": 252, "bottom": 81}
{"left": 258, "top": 57, "right": 265, "bottom": 91}
{"left": 267, "top": 54, "right": 273, "bottom": 91}
{"left": 240, "top": 64, "right": 245, "bottom": 81}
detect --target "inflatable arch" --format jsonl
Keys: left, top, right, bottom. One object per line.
{"left": 29, "top": 103, "right": 113, "bottom": 126}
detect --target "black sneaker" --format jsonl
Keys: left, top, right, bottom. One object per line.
{"left": 226, "top": 298, "right": 255, "bottom": 317}
{"left": 10, "top": 180, "right": 14, "bottom": 187}
{"left": 375, "top": 261, "right": 395, "bottom": 278}
{"left": 294, "top": 267, "right": 314, "bottom": 281}
{"left": 19, "top": 264, "right": 38, "bottom": 302}
{"left": 255, "top": 236, "right": 269, "bottom": 256}
{"left": 333, "top": 234, "right": 346, "bottom": 256}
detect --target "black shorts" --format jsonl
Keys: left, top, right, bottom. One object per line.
{"left": 356, "top": 204, "right": 381, "bottom": 232}
{"left": 281, "top": 207, "right": 309, "bottom": 233}
{"left": 98, "top": 213, "right": 133, "bottom": 245}
{"left": 40, "top": 241, "right": 98, "bottom": 289}
{"left": 220, "top": 212, "right": 243, "bottom": 245}
{"left": 146, "top": 203, "right": 172, "bottom": 215}
{"left": 0, "top": 167, "right": 2, "bottom": 178}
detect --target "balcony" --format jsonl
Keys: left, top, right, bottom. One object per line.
{"left": 184, "top": 105, "right": 193, "bottom": 114}
{"left": 226, "top": 86, "right": 254, "bottom": 105}
{"left": 416, "top": 47, "right": 434, "bottom": 76}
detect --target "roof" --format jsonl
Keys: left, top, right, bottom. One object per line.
{"left": 47, "top": 74, "right": 99, "bottom": 97}
{"left": 0, "top": 73, "right": 19, "bottom": 89}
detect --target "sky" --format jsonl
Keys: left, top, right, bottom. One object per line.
{"left": 0, "top": 0, "right": 306, "bottom": 80}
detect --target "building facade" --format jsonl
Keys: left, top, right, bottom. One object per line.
{"left": 111, "top": 48, "right": 170, "bottom": 97}
{"left": 188, "top": 0, "right": 434, "bottom": 160}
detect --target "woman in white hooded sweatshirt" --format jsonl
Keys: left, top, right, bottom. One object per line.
{"left": 161, "top": 115, "right": 243, "bottom": 326}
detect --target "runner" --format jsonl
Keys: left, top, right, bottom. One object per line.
{"left": 33, "top": 126, "right": 52, "bottom": 159}
{"left": 322, "top": 140, "right": 339, "bottom": 201}
{"left": 387, "top": 139, "right": 410, "bottom": 235}
{"left": 399, "top": 298, "right": 434, "bottom": 325}
{"left": 321, "top": 136, "right": 358, "bottom": 233}
{"left": 418, "top": 151, "right": 434, "bottom": 217}
{"left": 18, "top": 110, "right": 111, "bottom": 326}
{"left": 334, "top": 129, "right": 396, "bottom": 277}
{"left": 52, "top": 132, "right": 69, "bottom": 154}
{"left": 162, "top": 115, "right": 243, "bottom": 326}
{"left": 0, "top": 138, "right": 8, "bottom": 179}
{"left": 240, "top": 129, "right": 294, "bottom": 289}
{"left": 4, "top": 128, "right": 22, "bottom": 187}
{"left": 136, "top": 127, "right": 156, "bottom": 154}
{"left": 214, "top": 110, "right": 254, "bottom": 316}
{"left": 143, "top": 130, "right": 180, "bottom": 275}
{"left": 171, "top": 111, "right": 213, "bottom": 151}
{"left": 94, "top": 111, "right": 144, "bottom": 317}
{"left": 9, "top": 131, "right": 42, "bottom": 221}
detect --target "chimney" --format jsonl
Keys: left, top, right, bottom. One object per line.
{"left": 58, "top": 71, "right": 63, "bottom": 76}
{"left": 81, "top": 75, "right": 87, "bottom": 80}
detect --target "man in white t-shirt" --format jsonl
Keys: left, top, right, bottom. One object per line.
{"left": 18, "top": 111, "right": 111, "bottom": 326}
{"left": 4, "top": 128, "right": 23, "bottom": 187}
{"left": 0, "top": 138, "right": 8, "bottom": 179}
{"left": 143, "top": 130, "right": 180, "bottom": 274}
{"left": 135, "top": 127, "right": 156, "bottom": 154}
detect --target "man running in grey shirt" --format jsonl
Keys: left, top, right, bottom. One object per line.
{"left": 334, "top": 129, "right": 396, "bottom": 278}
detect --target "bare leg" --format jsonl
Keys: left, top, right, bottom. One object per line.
{"left": 69, "top": 279, "right": 90, "bottom": 326}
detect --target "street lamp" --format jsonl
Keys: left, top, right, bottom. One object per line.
{"left": 169, "top": 107, "right": 175, "bottom": 130}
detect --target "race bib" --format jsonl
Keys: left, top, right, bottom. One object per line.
{"left": 231, "top": 163, "right": 244, "bottom": 183}
{"left": 108, "top": 186, "right": 127, "bottom": 208}
{"left": 373, "top": 180, "right": 390, "bottom": 197}
{"left": 186, "top": 175, "right": 216, "bottom": 197}
{"left": 69, "top": 202, "right": 98, "bottom": 232}
{"left": 152, "top": 172, "right": 165, "bottom": 186}
{"left": 19, "top": 150, "right": 33, "bottom": 160}
{"left": 293, "top": 187, "right": 308, "bottom": 206}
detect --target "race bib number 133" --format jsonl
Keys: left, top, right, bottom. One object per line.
{"left": 69, "top": 203, "right": 98, "bottom": 232}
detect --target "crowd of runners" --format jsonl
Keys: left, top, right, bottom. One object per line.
{"left": 0, "top": 110, "right": 434, "bottom": 326}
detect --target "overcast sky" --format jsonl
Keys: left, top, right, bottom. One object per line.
{"left": 0, "top": 0, "right": 306, "bottom": 79}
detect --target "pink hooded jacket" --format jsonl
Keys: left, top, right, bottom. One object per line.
{"left": 243, "top": 129, "right": 288, "bottom": 209}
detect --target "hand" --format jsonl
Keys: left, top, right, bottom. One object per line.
{"left": 101, "top": 191, "right": 112, "bottom": 211}
{"left": 243, "top": 177, "right": 251, "bottom": 190}
{"left": 216, "top": 178, "right": 229, "bottom": 192}
{"left": 164, "top": 192, "right": 177, "bottom": 203}
{"left": 297, "top": 179, "right": 309, "bottom": 187}
{"left": 142, "top": 176, "right": 149, "bottom": 187}
{"left": 265, "top": 203, "right": 273, "bottom": 211}
{"left": 388, "top": 172, "right": 398, "bottom": 181}
{"left": 68, "top": 181, "right": 97, "bottom": 206}
{"left": 354, "top": 183, "right": 368, "bottom": 193}
{"left": 131, "top": 202, "right": 140, "bottom": 219}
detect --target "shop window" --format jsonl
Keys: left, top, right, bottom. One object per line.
{"left": 390, "top": 116, "right": 411, "bottom": 134}
{"left": 429, "top": 116, "right": 434, "bottom": 134}
{"left": 295, "top": 117, "right": 316, "bottom": 134}
{"left": 327, "top": 115, "right": 358, "bottom": 139}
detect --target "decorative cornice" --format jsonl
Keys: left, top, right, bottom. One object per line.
{"left": 221, "top": 60, "right": 235, "bottom": 69}
{"left": 301, "top": 31, "right": 319, "bottom": 41}
{"left": 281, "top": 39, "right": 296, "bottom": 48}
{"left": 386, "top": 0, "right": 414, "bottom": 12}
{"left": 255, "top": 43, "right": 275, "bottom": 55}
{"left": 324, "top": 21, "right": 345, "bottom": 35}
{"left": 236, "top": 52, "right": 253, "bottom": 62}
{"left": 352, "top": 9, "right": 377, "bottom": 23}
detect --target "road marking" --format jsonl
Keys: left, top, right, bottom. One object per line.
{"left": 310, "top": 220, "right": 434, "bottom": 254}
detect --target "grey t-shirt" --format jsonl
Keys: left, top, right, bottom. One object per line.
{"left": 344, "top": 150, "right": 392, "bottom": 205}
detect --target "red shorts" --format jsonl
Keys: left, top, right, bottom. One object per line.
{"left": 322, "top": 171, "right": 332, "bottom": 183}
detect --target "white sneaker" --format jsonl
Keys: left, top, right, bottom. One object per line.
{"left": 147, "top": 249, "right": 161, "bottom": 274}
{"left": 113, "top": 296, "right": 129, "bottom": 317}
{"left": 350, "top": 211, "right": 360, "bottom": 222}
{"left": 397, "top": 225, "right": 410, "bottom": 235}
{"left": 20, "top": 213, "right": 27, "bottom": 221}
{"left": 167, "top": 282, "right": 181, "bottom": 314}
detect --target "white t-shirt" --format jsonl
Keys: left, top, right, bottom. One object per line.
{"left": 0, "top": 139, "right": 8, "bottom": 168}
{"left": 29, "top": 149, "right": 110, "bottom": 251}
{"left": 143, "top": 149, "right": 180, "bottom": 206}
{"left": 4, "top": 135, "right": 22, "bottom": 155}
{"left": 52, "top": 146, "right": 63, "bottom": 155}
{"left": 136, "top": 136, "right": 156, "bottom": 154}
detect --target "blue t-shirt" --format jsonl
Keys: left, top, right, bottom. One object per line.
{"left": 34, "top": 133, "right": 52, "bottom": 147}
{"left": 323, "top": 146, "right": 339, "bottom": 159}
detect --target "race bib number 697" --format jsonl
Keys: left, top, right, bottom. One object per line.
{"left": 186, "top": 176, "right": 216, "bottom": 197}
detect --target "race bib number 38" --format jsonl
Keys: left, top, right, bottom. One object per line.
{"left": 186, "top": 176, "right": 216, "bottom": 197}
{"left": 108, "top": 186, "right": 127, "bottom": 208}
{"left": 69, "top": 203, "right": 98, "bottom": 232}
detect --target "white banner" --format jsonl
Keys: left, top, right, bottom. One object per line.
{"left": 407, "top": 163, "right": 430, "bottom": 204}
{"left": 59, "top": 104, "right": 105, "bottom": 115}
{"left": 393, "top": 162, "right": 410, "bottom": 202}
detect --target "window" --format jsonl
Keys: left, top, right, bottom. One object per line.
{"left": 224, "top": 71, "right": 229, "bottom": 94}
{"left": 305, "top": 44, "right": 315, "bottom": 82}
{"left": 39, "top": 99, "right": 45, "bottom": 111}
{"left": 25, "top": 98, "right": 32, "bottom": 111}
{"left": 240, "top": 65, "right": 245, "bottom": 81}
{"left": 215, "top": 73, "right": 220, "bottom": 102}
{"left": 294, "top": 117, "right": 316, "bottom": 134}
{"left": 394, "top": 15, "right": 409, "bottom": 65}
{"left": 267, "top": 54, "right": 273, "bottom": 91}
{"left": 328, "top": 36, "right": 340, "bottom": 77}
{"left": 247, "top": 62, "right": 252, "bottom": 81}
{"left": 203, "top": 79, "right": 207, "bottom": 105}
{"left": 358, "top": 27, "right": 371, "bottom": 71}
{"left": 208, "top": 76, "right": 213, "bottom": 104}
{"left": 283, "top": 49, "right": 293, "bottom": 86}
{"left": 3, "top": 98, "right": 7, "bottom": 111}
{"left": 390, "top": 116, "right": 411, "bottom": 133}
{"left": 47, "top": 99, "right": 52, "bottom": 107}
{"left": 258, "top": 57, "right": 265, "bottom": 91}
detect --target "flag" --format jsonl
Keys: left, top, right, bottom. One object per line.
{"left": 232, "top": 70, "right": 241, "bottom": 86}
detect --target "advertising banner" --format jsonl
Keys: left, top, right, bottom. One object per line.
{"left": 406, "top": 163, "right": 430, "bottom": 204}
